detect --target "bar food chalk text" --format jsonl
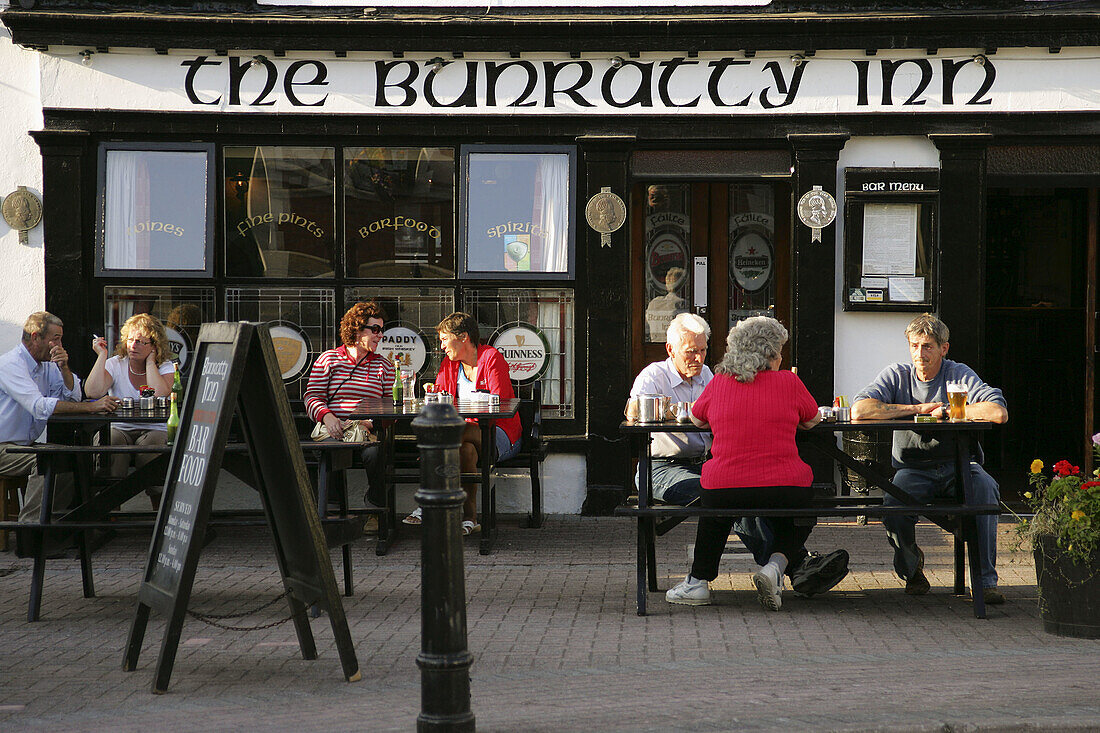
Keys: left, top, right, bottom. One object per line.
{"left": 153, "top": 357, "right": 229, "bottom": 577}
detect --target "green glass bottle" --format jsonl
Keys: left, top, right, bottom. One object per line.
{"left": 392, "top": 363, "right": 403, "bottom": 405}
{"left": 166, "top": 393, "right": 180, "bottom": 446}
{"left": 171, "top": 362, "right": 183, "bottom": 405}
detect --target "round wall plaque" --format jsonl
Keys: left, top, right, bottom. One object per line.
{"left": 585, "top": 191, "right": 627, "bottom": 234}
{"left": 2, "top": 187, "right": 42, "bottom": 244}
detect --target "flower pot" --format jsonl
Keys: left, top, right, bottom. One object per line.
{"left": 1033, "top": 534, "right": 1100, "bottom": 639}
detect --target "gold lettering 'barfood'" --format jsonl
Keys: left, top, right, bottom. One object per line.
{"left": 235, "top": 212, "right": 325, "bottom": 238}
{"left": 357, "top": 216, "right": 441, "bottom": 239}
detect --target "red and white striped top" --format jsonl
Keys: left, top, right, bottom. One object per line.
{"left": 304, "top": 346, "right": 395, "bottom": 422}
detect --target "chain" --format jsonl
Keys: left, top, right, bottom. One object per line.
{"left": 186, "top": 589, "right": 297, "bottom": 631}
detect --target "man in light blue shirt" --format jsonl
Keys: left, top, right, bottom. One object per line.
{"left": 0, "top": 312, "right": 118, "bottom": 522}
{"left": 853, "top": 313, "right": 1009, "bottom": 604}
{"left": 628, "top": 312, "right": 713, "bottom": 505}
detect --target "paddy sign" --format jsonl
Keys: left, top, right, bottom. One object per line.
{"left": 381, "top": 324, "right": 428, "bottom": 374}
{"left": 491, "top": 323, "right": 550, "bottom": 384}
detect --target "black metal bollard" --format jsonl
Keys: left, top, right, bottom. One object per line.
{"left": 412, "top": 402, "right": 475, "bottom": 732}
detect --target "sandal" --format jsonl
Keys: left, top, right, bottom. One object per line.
{"left": 461, "top": 520, "right": 481, "bottom": 535}
{"left": 402, "top": 507, "right": 423, "bottom": 526}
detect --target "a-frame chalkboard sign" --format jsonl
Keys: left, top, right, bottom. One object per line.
{"left": 123, "top": 321, "right": 360, "bottom": 693}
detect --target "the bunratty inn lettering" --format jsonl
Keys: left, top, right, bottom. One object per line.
{"left": 178, "top": 54, "right": 999, "bottom": 112}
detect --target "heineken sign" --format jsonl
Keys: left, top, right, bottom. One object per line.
{"left": 491, "top": 323, "right": 550, "bottom": 384}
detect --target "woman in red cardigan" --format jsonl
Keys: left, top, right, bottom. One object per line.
{"left": 665, "top": 315, "right": 824, "bottom": 612}
{"left": 403, "top": 311, "right": 521, "bottom": 534}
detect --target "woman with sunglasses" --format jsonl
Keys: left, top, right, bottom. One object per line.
{"left": 304, "top": 300, "right": 394, "bottom": 508}
{"left": 85, "top": 313, "right": 175, "bottom": 506}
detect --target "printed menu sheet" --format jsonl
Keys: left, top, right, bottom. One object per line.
{"left": 862, "top": 203, "right": 918, "bottom": 276}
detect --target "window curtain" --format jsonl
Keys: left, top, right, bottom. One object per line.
{"left": 534, "top": 155, "right": 569, "bottom": 273}
{"left": 104, "top": 151, "right": 151, "bottom": 269}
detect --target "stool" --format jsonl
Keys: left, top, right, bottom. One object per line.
{"left": 0, "top": 475, "right": 27, "bottom": 551}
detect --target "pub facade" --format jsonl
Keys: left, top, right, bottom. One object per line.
{"left": 2, "top": 0, "right": 1099, "bottom": 509}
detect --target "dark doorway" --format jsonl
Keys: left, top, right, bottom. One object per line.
{"left": 983, "top": 187, "right": 1095, "bottom": 503}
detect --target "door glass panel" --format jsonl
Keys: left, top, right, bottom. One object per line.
{"left": 643, "top": 184, "right": 692, "bottom": 342}
{"left": 728, "top": 184, "right": 777, "bottom": 326}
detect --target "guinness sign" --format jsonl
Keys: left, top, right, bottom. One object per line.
{"left": 490, "top": 323, "right": 550, "bottom": 384}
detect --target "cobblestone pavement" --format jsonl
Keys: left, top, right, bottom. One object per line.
{"left": 1, "top": 516, "right": 1097, "bottom": 732}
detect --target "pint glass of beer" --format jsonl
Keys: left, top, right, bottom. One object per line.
{"left": 947, "top": 381, "right": 968, "bottom": 421}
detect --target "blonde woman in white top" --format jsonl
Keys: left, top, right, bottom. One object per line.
{"left": 86, "top": 313, "right": 175, "bottom": 505}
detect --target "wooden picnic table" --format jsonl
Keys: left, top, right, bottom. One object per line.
{"left": 618, "top": 416, "right": 999, "bottom": 616}
{"left": 6, "top": 409, "right": 368, "bottom": 621}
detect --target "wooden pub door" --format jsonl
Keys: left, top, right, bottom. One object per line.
{"left": 629, "top": 181, "right": 792, "bottom": 378}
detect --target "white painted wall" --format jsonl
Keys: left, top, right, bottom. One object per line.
{"left": 0, "top": 29, "right": 46, "bottom": 345}
{"left": 833, "top": 136, "right": 941, "bottom": 402}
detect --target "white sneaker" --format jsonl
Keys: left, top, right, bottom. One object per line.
{"left": 751, "top": 564, "right": 784, "bottom": 611}
{"left": 665, "top": 575, "right": 711, "bottom": 606}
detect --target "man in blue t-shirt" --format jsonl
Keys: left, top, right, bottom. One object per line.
{"left": 853, "top": 313, "right": 1009, "bottom": 604}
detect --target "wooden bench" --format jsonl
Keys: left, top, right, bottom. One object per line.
{"left": 2, "top": 439, "right": 373, "bottom": 621}
{"left": 615, "top": 496, "right": 1001, "bottom": 618}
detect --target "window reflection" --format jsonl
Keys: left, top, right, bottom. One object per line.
{"left": 224, "top": 146, "right": 335, "bottom": 278}
{"left": 344, "top": 147, "right": 455, "bottom": 278}
{"left": 464, "top": 149, "right": 574, "bottom": 277}
{"left": 103, "top": 287, "right": 215, "bottom": 377}
{"left": 102, "top": 149, "right": 209, "bottom": 273}
{"left": 643, "top": 183, "right": 691, "bottom": 342}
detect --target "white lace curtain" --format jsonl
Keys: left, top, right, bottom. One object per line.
{"left": 104, "top": 151, "right": 151, "bottom": 269}
{"left": 534, "top": 154, "right": 569, "bottom": 273}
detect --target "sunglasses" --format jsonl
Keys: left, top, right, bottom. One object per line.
{"left": 363, "top": 324, "right": 384, "bottom": 334}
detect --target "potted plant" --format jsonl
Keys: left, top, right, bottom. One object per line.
{"left": 1016, "top": 436, "right": 1100, "bottom": 638}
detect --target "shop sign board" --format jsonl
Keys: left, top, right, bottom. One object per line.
{"left": 123, "top": 321, "right": 359, "bottom": 693}
{"left": 41, "top": 50, "right": 1100, "bottom": 116}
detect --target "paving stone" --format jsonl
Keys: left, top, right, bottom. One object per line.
{"left": 0, "top": 517, "right": 1097, "bottom": 731}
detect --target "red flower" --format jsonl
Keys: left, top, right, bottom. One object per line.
{"left": 1081, "top": 481, "right": 1100, "bottom": 491}
{"left": 1053, "top": 460, "right": 1080, "bottom": 477}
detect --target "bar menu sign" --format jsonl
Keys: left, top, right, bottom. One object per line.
{"left": 147, "top": 343, "right": 232, "bottom": 594}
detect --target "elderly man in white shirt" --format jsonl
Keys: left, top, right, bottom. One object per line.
{"left": 0, "top": 312, "right": 118, "bottom": 523}
{"left": 628, "top": 312, "right": 713, "bottom": 505}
